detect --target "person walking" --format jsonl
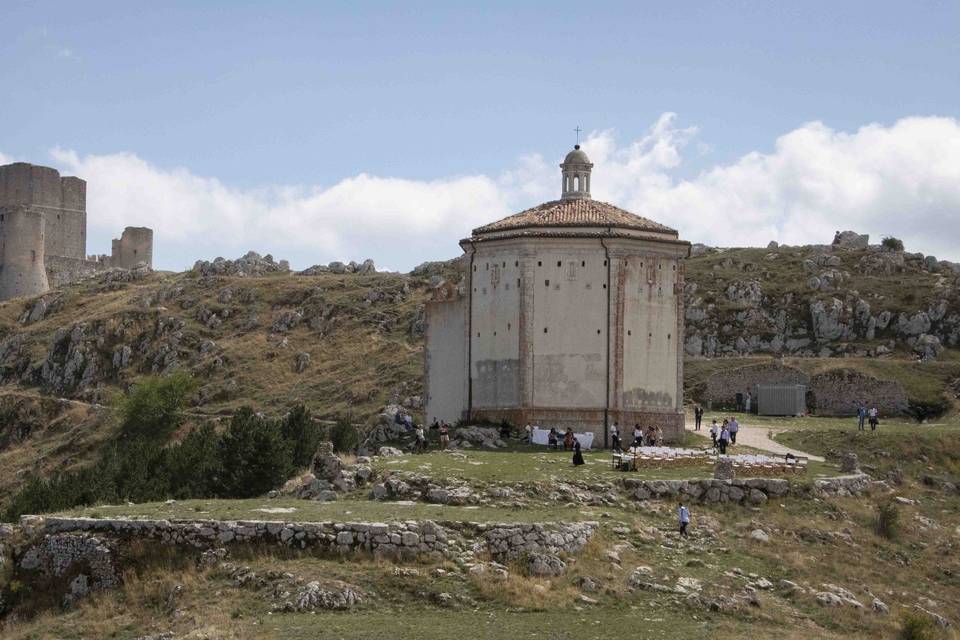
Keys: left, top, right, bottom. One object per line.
{"left": 572, "top": 439, "right": 585, "bottom": 466}
{"left": 857, "top": 404, "right": 866, "bottom": 431}
{"left": 678, "top": 502, "right": 691, "bottom": 537}
{"left": 709, "top": 420, "right": 719, "bottom": 449}
{"left": 610, "top": 422, "right": 621, "bottom": 452}
{"left": 869, "top": 406, "right": 879, "bottom": 431}
{"left": 718, "top": 424, "right": 730, "bottom": 454}
{"left": 728, "top": 417, "right": 739, "bottom": 445}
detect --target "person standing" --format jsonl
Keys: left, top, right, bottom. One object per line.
{"left": 694, "top": 405, "right": 703, "bottom": 430}
{"left": 709, "top": 420, "right": 719, "bottom": 449}
{"left": 869, "top": 406, "right": 879, "bottom": 431}
{"left": 524, "top": 423, "right": 533, "bottom": 443}
{"left": 655, "top": 425, "right": 664, "bottom": 447}
{"left": 548, "top": 427, "right": 559, "bottom": 450}
{"left": 572, "top": 439, "right": 585, "bottom": 466}
{"left": 439, "top": 422, "right": 450, "bottom": 450}
{"left": 857, "top": 404, "right": 866, "bottom": 431}
{"left": 745, "top": 392, "right": 752, "bottom": 414}
{"left": 678, "top": 502, "right": 691, "bottom": 537}
{"left": 610, "top": 422, "right": 621, "bottom": 452}
{"left": 728, "top": 417, "right": 739, "bottom": 445}
{"left": 414, "top": 425, "right": 426, "bottom": 453}
{"left": 718, "top": 424, "right": 730, "bottom": 454}
{"left": 633, "top": 424, "right": 643, "bottom": 448}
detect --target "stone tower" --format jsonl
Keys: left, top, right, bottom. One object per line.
{"left": 0, "top": 206, "right": 49, "bottom": 299}
{"left": 0, "top": 161, "right": 156, "bottom": 301}
{"left": 425, "top": 144, "right": 690, "bottom": 445}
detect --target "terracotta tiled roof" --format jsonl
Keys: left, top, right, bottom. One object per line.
{"left": 472, "top": 199, "right": 677, "bottom": 236}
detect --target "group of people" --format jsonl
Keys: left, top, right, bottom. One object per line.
{"left": 707, "top": 417, "right": 739, "bottom": 454}
{"left": 856, "top": 403, "right": 880, "bottom": 431}
{"left": 416, "top": 419, "right": 452, "bottom": 452}
{"left": 607, "top": 422, "right": 665, "bottom": 451}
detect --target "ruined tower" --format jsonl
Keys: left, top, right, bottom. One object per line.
{"left": 0, "top": 161, "right": 155, "bottom": 301}
{"left": 424, "top": 145, "right": 690, "bottom": 445}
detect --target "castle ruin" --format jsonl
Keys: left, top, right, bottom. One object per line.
{"left": 0, "top": 162, "right": 154, "bottom": 301}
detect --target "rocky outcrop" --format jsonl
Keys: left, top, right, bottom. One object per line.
{"left": 192, "top": 251, "right": 290, "bottom": 277}
{"left": 300, "top": 259, "right": 376, "bottom": 276}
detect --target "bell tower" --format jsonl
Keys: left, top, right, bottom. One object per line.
{"left": 560, "top": 144, "right": 593, "bottom": 200}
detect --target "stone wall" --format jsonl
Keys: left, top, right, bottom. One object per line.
{"left": 623, "top": 473, "right": 873, "bottom": 504}
{"left": 110, "top": 226, "right": 153, "bottom": 269}
{"left": 45, "top": 254, "right": 111, "bottom": 288}
{"left": 33, "top": 516, "right": 598, "bottom": 562}
{"left": 17, "top": 533, "right": 121, "bottom": 606}
{"left": 807, "top": 369, "right": 908, "bottom": 416}
{"left": 701, "top": 362, "right": 807, "bottom": 408}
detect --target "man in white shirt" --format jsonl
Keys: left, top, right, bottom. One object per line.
{"left": 610, "top": 422, "right": 621, "bottom": 451}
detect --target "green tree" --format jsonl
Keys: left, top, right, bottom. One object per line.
{"left": 281, "top": 405, "right": 323, "bottom": 469}
{"left": 217, "top": 407, "right": 292, "bottom": 497}
{"left": 166, "top": 423, "right": 223, "bottom": 499}
{"left": 116, "top": 371, "right": 197, "bottom": 442}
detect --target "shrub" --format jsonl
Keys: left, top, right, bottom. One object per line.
{"left": 329, "top": 416, "right": 359, "bottom": 453}
{"left": 898, "top": 609, "right": 941, "bottom": 640}
{"left": 116, "top": 371, "right": 197, "bottom": 441}
{"left": 906, "top": 398, "right": 949, "bottom": 423}
{"left": 882, "top": 236, "right": 905, "bottom": 251}
{"left": 876, "top": 500, "right": 901, "bottom": 540}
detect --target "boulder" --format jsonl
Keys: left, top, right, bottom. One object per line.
{"left": 527, "top": 553, "right": 566, "bottom": 577}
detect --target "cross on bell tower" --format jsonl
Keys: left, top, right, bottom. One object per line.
{"left": 560, "top": 143, "right": 593, "bottom": 200}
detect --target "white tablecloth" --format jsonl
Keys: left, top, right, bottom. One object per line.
{"left": 531, "top": 428, "right": 594, "bottom": 449}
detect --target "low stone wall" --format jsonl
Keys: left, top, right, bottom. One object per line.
{"left": 807, "top": 369, "right": 907, "bottom": 416}
{"left": 33, "top": 516, "right": 598, "bottom": 562}
{"left": 17, "top": 533, "right": 121, "bottom": 606}
{"left": 45, "top": 255, "right": 110, "bottom": 288}
{"left": 479, "top": 522, "right": 597, "bottom": 560}
{"left": 624, "top": 477, "right": 790, "bottom": 504}
{"left": 813, "top": 474, "right": 873, "bottom": 497}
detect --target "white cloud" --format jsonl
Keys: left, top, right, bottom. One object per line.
{"left": 23, "top": 114, "right": 960, "bottom": 271}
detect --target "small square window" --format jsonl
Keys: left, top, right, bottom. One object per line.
{"left": 603, "top": 260, "right": 607, "bottom": 266}
{"left": 596, "top": 329, "right": 601, "bottom": 334}
{"left": 602, "top": 284, "right": 607, "bottom": 289}
{"left": 545, "top": 280, "right": 550, "bottom": 287}
{"left": 543, "top": 327, "right": 548, "bottom": 333}
{"left": 557, "top": 261, "right": 562, "bottom": 267}
{"left": 628, "top": 330, "right": 632, "bottom": 336}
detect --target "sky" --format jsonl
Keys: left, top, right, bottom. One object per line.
{"left": 1, "top": 1, "right": 959, "bottom": 271}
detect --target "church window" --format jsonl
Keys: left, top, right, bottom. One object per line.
{"left": 668, "top": 333, "right": 672, "bottom": 339}
{"left": 581, "top": 260, "right": 585, "bottom": 267}
{"left": 628, "top": 330, "right": 632, "bottom": 336}
{"left": 493, "top": 331, "right": 497, "bottom": 336}
{"left": 543, "top": 327, "right": 548, "bottom": 333}
{"left": 566, "top": 262, "right": 576, "bottom": 280}
{"left": 557, "top": 261, "right": 561, "bottom": 267}
{"left": 517, "top": 278, "right": 520, "bottom": 286}
{"left": 673, "top": 265, "right": 677, "bottom": 271}
{"left": 473, "top": 265, "right": 476, "bottom": 272}
{"left": 659, "top": 263, "right": 662, "bottom": 270}
{"left": 502, "top": 261, "right": 506, "bottom": 268}
{"left": 508, "top": 323, "right": 511, "bottom": 330}
{"left": 545, "top": 279, "right": 550, "bottom": 287}
{"left": 597, "top": 329, "right": 601, "bottom": 334}
{"left": 603, "top": 260, "right": 607, "bottom": 266}
{"left": 538, "top": 261, "right": 542, "bottom": 267}
{"left": 515, "top": 260, "right": 518, "bottom": 267}
{"left": 649, "top": 332, "right": 653, "bottom": 337}
{"left": 602, "top": 283, "right": 607, "bottom": 289}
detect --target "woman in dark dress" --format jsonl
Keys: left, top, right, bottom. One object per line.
{"left": 548, "top": 427, "right": 559, "bottom": 450}
{"left": 572, "top": 439, "right": 585, "bottom": 466}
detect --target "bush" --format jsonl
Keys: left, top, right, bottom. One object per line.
{"left": 898, "top": 609, "right": 941, "bottom": 640}
{"left": 876, "top": 500, "right": 901, "bottom": 540}
{"left": 2, "top": 403, "right": 322, "bottom": 520}
{"left": 882, "top": 236, "right": 905, "bottom": 251}
{"left": 329, "top": 416, "right": 359, "bottom": 453}
{"left": 116, "top": 372, "right": 197, "bottom": 441}
{"left": 906, "top": 398, "right": 949, "bottom": 423}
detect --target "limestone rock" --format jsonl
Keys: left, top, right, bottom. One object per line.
{"left": 527, "top": 553, "right": 566, "bottom": 577}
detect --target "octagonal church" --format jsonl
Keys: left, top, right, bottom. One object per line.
{"left": 425, "top": 145, "right": 690, "bottom": 446}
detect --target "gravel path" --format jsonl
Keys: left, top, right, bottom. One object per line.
{"left": 685, "top": 419, "right": 825, "bottom": 462}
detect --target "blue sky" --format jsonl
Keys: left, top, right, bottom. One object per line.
{"left": 2, "top": 1, "right": 959, "bottom": 270}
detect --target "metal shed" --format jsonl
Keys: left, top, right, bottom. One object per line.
{"left": 755, "top": 384, "right": 807, "bottom": 416}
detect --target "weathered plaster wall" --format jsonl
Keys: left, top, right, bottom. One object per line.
{"left": 470, "top": 244, "right": 522, "bottom": 408}
{"left": 529, "top": 240, "right": 608, "bottom": 408}
{"left": 425, "top": 293, "right": 469, "bottom": 424}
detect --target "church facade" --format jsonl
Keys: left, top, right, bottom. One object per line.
{"left": 424, "top": 145, "right": 690, "bottom": 445}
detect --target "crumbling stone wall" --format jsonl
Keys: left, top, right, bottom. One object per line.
{"left": 17, "top": 533, "right": 121, "bottom": 606}
{"left": 701, "top": 363, "right": 808, "bottom": 408}
{"left": 110, "top": 226, "right": 153, "bottom": 269}
{"left": 35, "top": 516, "right": 598, "bottom": 562}
{"left": 807, "top": 368, "right": 908, "bottom": 416}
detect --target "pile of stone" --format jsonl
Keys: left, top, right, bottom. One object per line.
{"left": 299, "top": 259, "right": 376, "bottom": 275}
{"left": 17, "top": 533, "right": 121, "bottom": 607}
{"left": 192, "top": 251, "right": 290, "bottom": 277}
{"left": 283, "top": 442, "right": 374, "bottom": 501}
{"left": 450, "top": 426, "right": 507, "bottom": 449}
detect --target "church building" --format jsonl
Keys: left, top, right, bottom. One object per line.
{"left": 424, "top": 145, "right": 690, "bottom": 446}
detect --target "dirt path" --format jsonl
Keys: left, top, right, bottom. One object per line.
{"left": 685, "top": 419, "right": 825, "bottom": 462}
